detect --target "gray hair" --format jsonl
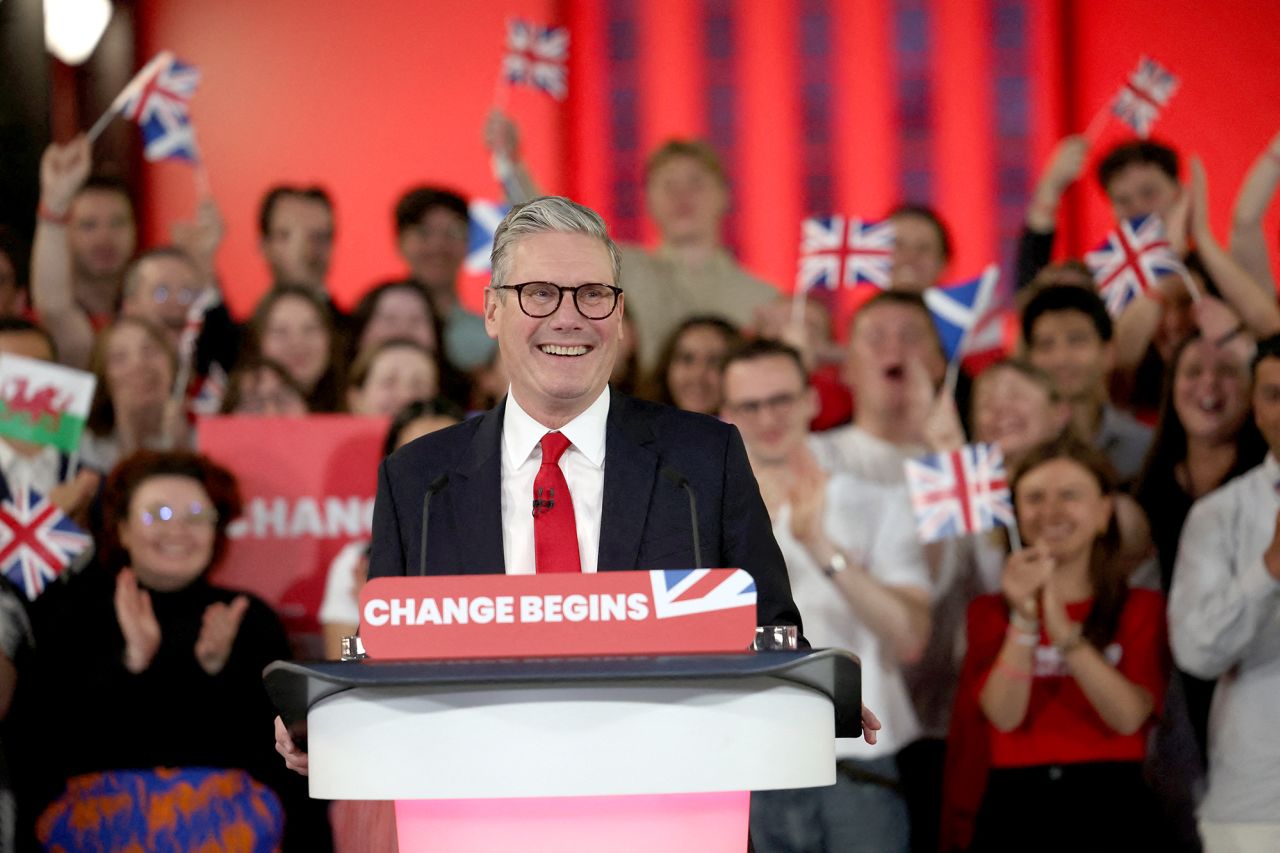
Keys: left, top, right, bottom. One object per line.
{"left": 489, "top": 196, "right": 622, "bottom": 289}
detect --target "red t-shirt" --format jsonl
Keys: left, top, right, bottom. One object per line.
{"left": 968, "top": 588, "right": 1169, "bottom": 768}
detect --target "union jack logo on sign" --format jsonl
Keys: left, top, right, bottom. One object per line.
{"left": 503, "top": 19, "right": 570, "bottom": 100}
{"left": 0, "top": 486, "right": 92, "bottom": 600}
{"left": 1110, "top": 56, "right": 1179, "bottom": 138}
{"left": 1085, "top": 214, "right": 1187, "bottom": 317}
{"left": 649, "top": 568, "right": 757, "bottom": 619}
{"left": 796, "top": 216, "right": 896, "bottom": 293}
{"left": 903, "top": 443, "right": 1015, "bottom": 543}
{"left": 119, "top": 55, "right": 201, "bottom": 161}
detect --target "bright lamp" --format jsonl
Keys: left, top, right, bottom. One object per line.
{"left": 43, "top": 0, "right": 113, "bottom": 66}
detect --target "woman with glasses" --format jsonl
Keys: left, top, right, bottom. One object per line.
{"left": 16, "top": 450, "right": 329, "bottom": 850}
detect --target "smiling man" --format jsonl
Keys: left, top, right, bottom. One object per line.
{"left": 364, "top": 196, "right": 800, "bottom": 629}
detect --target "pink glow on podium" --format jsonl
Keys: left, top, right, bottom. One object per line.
{"left": 394, "top": 790, "right": 749, "bottom": 852}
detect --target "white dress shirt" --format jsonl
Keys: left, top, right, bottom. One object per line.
{"left": 1170, "top": 454, "right": 1280, "bottom": 824}
{"left": 500, "top": 387, "right": 609, "bottom": 574}
{"left": 0, "top": 438, "right": 63, "bottom": 495}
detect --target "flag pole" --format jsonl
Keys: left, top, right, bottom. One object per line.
{"left": 1006, "top": 519, "right": 1023, "bottom": 552}
{"left": 88, "top": 51, "right": 175, "bottom": 144}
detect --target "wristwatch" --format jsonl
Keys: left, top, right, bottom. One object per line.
{"left": 821, "top": 551, "right": 848, "bottom": 579}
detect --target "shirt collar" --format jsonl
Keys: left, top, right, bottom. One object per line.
{"left": 502, "top": 386, "right": 611, "bottom": 470}
{"left": 1265, "top": 453, "right": 1280, "bottom": 490}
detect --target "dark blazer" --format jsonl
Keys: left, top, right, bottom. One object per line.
{"left": 369, "top": 392, "right": 802, "bottom": 630}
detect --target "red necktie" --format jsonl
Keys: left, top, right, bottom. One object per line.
{"left": 534, "top": 431, "right": 581, "bottom": 573}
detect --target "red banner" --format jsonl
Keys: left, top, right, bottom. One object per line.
{"left": 198, "top": 415, "right": 387, "bottom": 648}
{"left": 360, "top": 569, "right": 758, "bottom": 660}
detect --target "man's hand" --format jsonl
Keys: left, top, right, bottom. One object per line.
{"left": 787, "top": 453, "right": 830, "bottom": 551}
{"left": 114, "top": 569, "right": 161, "bottom": 674}
{"left": 1027, "top": 135, "right": 1088, "bottom": 231}
{"left": 195, "top": 595, "right": 250, "bottom": 675}
{"left": 171, "top": 197, "right": 226, "bottom": 281}
{"left": 484, "top": 110, "right": 521, "bottom": 162}
{"left": 861, "top": 704, "right": 882, "bottom": 746}
{"left": 39, "top": 135, "right": 92, "bottom": 218}
{"left": 275, "top": 715, "right": 310, "bottom": 776}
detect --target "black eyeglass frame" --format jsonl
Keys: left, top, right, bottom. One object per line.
{"left": 492, "top": 281, "right": 624, "bottom": 320}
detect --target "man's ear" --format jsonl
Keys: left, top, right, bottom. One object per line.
{"left": 483, "top": 288, "right": 501, "bottom": 337}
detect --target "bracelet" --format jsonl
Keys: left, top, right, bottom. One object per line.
{"left": 1009, "top": 609, "right": 1040, "bottom": 635}
{"left": 1214, "top": 323, "right": 1246, "bottom": 348}
{"left": 1006, "top": 626, "right": 1039, "bottom": 647}
{"left": 37, "top": 202, "right": 70, "bottom": 225}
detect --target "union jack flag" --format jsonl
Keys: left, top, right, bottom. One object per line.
{"left": 796, "top": 215, "right": 895, "bottom": 293}
{"left": 1110, "top": 56, "right": 1179, "bottom": 138}
{"left": 118, "top": 53, "right": 201, "bottom": 161}
{"left": 922, "top": 264, "right": 1000, "bottom": 363}
{"left": 649, "top": 568, "right": 757, "bottom": 619}
{"left": 0, "top": 486, "right": 92, "bottom": 600}
{"left": 503, "top": 20, "right": 570, "bottom": 100}
{"left": 188, "top": 363, "right": 228, "bottom": 417}
{"left": 903, "top": 443, "right": 1015, "bottom": 543}
{"left": 1085, "top": 214, "right": 1187, "bottom": 317}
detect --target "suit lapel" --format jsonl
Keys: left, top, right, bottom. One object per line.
{"left": 598, "top": 394, "right": 658, "bottom": 571}
{"left": 445, "top": 399, "right": 506, "bottom": 574}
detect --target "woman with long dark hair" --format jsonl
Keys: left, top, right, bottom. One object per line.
{"left": 962, "top": 436, "right": 1167, "bottom": 852}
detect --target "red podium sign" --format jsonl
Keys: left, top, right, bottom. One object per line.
{"left": 359, "top": 569, "right": 757, "bottom": 660}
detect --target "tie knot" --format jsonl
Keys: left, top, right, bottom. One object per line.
{"left": 540, "top": 431, "right": 572, "bottom": 464}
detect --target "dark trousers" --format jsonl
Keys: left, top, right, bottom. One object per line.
{"left": 896, "top": 737, "right": 945, "bottom": 853}
{"left": 970, "top": 761, "right": 1158, "bottom": 853}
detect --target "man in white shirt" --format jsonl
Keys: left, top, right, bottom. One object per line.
{"left": 721, "top": 339, "right": 930, "bottom": 853}
{"left": 1170, "top": 333, "right": 1280, "bottom": 853}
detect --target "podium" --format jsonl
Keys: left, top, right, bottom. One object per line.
{"left": 266, "top": 649, "right": 861, "bottom": 852}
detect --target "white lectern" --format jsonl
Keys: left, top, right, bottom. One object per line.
{"left": 265, "top": 650, "right": 861, "bottom": 852}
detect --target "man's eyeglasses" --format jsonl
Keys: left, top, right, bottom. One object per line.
{"left": 724, "top": 391, "right": 803, "bottom": 418}
{"left": 493, "top": 282, "right": 623, "bottom": 320}
{"left": 138, "top": 502, "right": 219, "bottom": 527}
{"left": 149, "top": 284, "right": 202, "bottom": 306}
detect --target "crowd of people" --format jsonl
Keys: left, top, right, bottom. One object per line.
{"left": 0, "top": 108, "right": 1277, "bottom": 851}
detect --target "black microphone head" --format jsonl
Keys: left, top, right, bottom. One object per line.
{"left": 660, "top": 465, "right": 690, "bottom": 490}
{"left": 426, "top": 473, "right": 450, "bottom": 495}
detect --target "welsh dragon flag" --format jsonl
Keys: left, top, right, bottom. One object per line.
{"left": 0, "top": 355, "right": 96, "bottom": 453}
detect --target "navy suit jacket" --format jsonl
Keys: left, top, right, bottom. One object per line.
{"left": 368, "top": 392, "right": 803, "bottom": 630}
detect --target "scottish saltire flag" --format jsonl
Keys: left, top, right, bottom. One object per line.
{"left": 116, "top": 52, "right": 201, "bottom": 162}
{"left": 0, "top": 355, "right": 96, "bottom": 453}
{"left": 904, "top": 443, "right": 1015, "bottom": 543}
{"left": 1110, "top": 57, "right": 1179, "bottom": 138}
{"left": 922, "top": 265, "right": 1000, "bottom": 363}
{"left": 649, "top": 568, "right": 757, "bottom": 619}
{"left": 796, "top": 215, "right": 895, "bottom": 293}
{"left": 0, "top": 486, "right": 92, "bottom": 600}
{"left": 503, "top": 19, "right": 570, "bottom": 100}
{"left": 1085, "top": 214, "right": 1186, "bottom": 317}
{"left": 465, "top": 200, "right": 511, "bottom": 273}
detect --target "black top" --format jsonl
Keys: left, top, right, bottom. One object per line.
{"left": 13, "top": 564, "right": 329, "bottom": 850}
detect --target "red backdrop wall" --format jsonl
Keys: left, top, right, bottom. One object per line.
{"left": 137, "top": 0, "right": 1280, "bottom": 320}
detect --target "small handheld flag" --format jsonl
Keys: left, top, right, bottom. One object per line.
{"left": 0, "top": 355, "right": 96, "bottom": 454}
{"left": 88, "top": 51, "right": 201, "bottom": 161}
{"left": 904, "top": 443, "right": 1015, "bottom": 543}
{"left": 503, "top": 20, "right": 570, "bottom": 100}
{"left": 0, "top": 486, "right": 93, "bottom": 600}
{"left": 796, "top": 215, "right": 895, "bottom": 294}
{"left": 1085, "top": 214, "right": 1187, "bottom": 317}
{"left": 922, "top": 265, "right": 1000, "bottom": 364}
{"left": 1110, "top": 57, "right": 1179, "bottom": 139}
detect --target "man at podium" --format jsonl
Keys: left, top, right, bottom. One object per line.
{"left": 364, "top": 195, "right": 802, "bottom": 630}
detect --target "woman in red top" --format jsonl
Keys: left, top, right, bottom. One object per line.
{"left": 965, "top": 435, "right": 1167, "bottom": 852}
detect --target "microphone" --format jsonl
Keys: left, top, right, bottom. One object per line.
{"left": 418, "top": 473, "right": 450, "bottom": 577}
{"left": 661, "top": 465, "right": 703, "bottom": 570}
